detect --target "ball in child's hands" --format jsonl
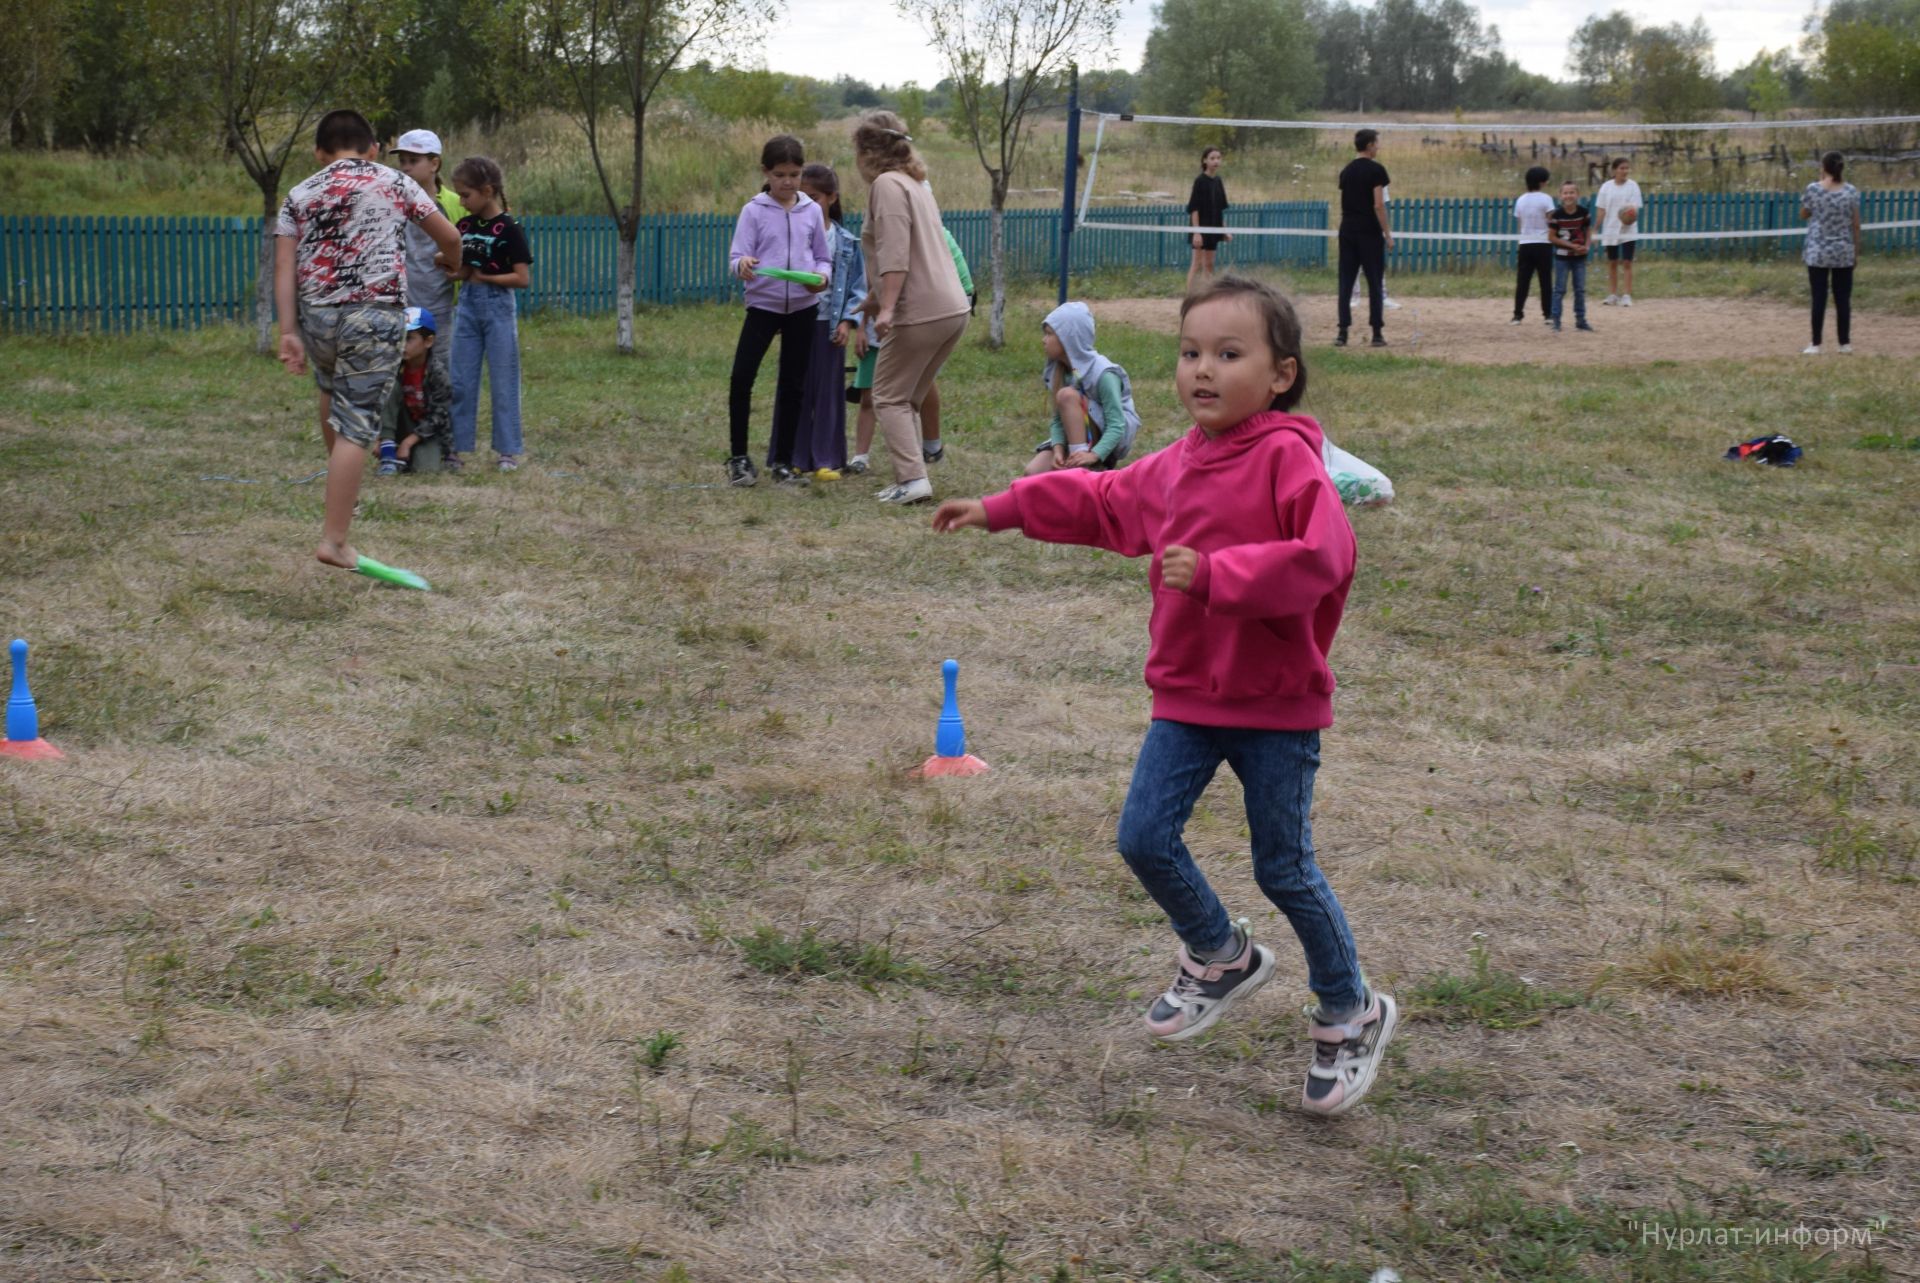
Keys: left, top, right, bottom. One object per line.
{"left": 1620, "top": 206, "right": 1638, "bottom": 226}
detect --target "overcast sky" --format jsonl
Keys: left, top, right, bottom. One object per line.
{"left": 759, "top": 0, "right": 1813, "bottom": 92}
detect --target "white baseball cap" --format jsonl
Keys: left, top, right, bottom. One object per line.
{"left": 393, "top": 129, "right": 443, "bottom": 156}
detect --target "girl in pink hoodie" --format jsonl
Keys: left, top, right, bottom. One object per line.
{"left": 726, "top": 135, "right": 833, "bottom": 488}
{"left": 932, "top": 276, "right": 1396, "bottom": 1117}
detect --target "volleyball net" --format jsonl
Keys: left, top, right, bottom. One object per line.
{"left": 1066, "top": 110, "right": 1920, "bottom": 270}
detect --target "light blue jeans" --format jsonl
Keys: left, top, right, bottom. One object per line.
{"left": 1552, "top": 255, "right": 1588, "bottom": 324}
{"left": 1115, "top": 720, "right": 1366, "bottom": 1012}
{"left": 451, "top": 282, "right": 523, "bottom": 457}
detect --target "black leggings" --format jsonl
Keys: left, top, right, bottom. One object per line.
{"left": 729, "top": 306, "right": 814, "bottom": 463}
{"left": 1514, "top": 244, "right": 1553, "bottom": 320}
{"left": 1808, "top": 265, "right": 1854, "bottom": 346}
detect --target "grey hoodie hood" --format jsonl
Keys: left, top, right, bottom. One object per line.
{"left": 1043, "top": 301, "right": 1141, "bottom": 457}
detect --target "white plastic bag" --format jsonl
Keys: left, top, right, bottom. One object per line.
{"left": 1322, "top": 438, "right": 1395, "bottom": 507}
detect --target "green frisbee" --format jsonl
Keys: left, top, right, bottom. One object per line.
{"left": 756, "top": 267, "right": 825, "bottom": 286}
{"left": 354, "top": 555, "right": 431, "bottom": 591}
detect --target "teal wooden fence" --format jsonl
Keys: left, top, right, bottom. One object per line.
{"left": 4, "top": 192, "right": 1916, "bottom": 333}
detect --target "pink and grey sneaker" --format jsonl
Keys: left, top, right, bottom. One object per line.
{"left": 1301, "top": 990, "right": 1398, "bottom": 1116}
{"left": 1143, "top": 930, "right": 1275, "bottom": 1042}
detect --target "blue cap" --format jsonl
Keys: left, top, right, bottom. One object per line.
{"left": 405, "top": 306, "right": 436, "bottom": 334}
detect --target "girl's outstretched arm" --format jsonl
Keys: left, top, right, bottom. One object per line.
{"left": 977, "top": 452, "right": 1161, "bottom": 557}
{"left": 931, "top": 500, "right": 988, "bottom": 532}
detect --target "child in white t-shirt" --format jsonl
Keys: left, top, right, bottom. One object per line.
{"left": 1512, "top": 166, "right": 1555, "bottom": 326}
{"left": 1593, "top": 157, "right": 1644, "bottom": 306}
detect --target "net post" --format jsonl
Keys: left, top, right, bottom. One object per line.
{"left": 1059, "top": 65, "right": 1079, "bottom": 305}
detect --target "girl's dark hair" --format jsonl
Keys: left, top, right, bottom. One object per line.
{"left": 1199, "top": 146, "right": 1222, "bottom": 167}
{"left": 451, "top": 155, "right": 508, "bottom": 212}
{"left": 852, "top": 110, "right": 928, "bottom": 182}
{"left": 1611, "top": 156, "right": 1629, "bottom": 170}
{"left": 1180, "top": 275, "right": 1307, "bottom": 412}
{"left": 760, "top": 134, "right": 805, "bottom": 172}
{"left": 800, "top": 162, "right": 843, "bottom": 223}
{"left": 1822, "top": 150, "right": 1845, "bottom": 181}
{"left": 1525, "top": 165, "right": 1551, "bottom": 191}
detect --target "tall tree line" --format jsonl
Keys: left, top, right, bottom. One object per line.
{"left": 1135, "top": 0, "right": 1920, "bottom": 123}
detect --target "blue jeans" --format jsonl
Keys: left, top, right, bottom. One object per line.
{"left": 1552, "top": 255, "right": 1588, "bottom": 323}
{"left": 1115, "top": 720, "right": 1366, "bottom": 1012}
{"left": 451, "top": 282, "right": 523, "bottom": 457}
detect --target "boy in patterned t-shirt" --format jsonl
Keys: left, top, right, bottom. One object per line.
{"left": 1547, "top": 180, "right": 1596, "bottom": 333}
{"left": 274, "top": 108, "right": 462, "bottom": 573}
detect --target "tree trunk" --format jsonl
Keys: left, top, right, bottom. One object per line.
{"left": 988, "top": 173, "right": 1008, "bottom": 349}
{"left": 617, "top": 98, "right": 647, "bottom": 356}
{"left": 616, "top": 226, "right": 637, "bottom": 355}
{"left": 255, "top": 183, "right": 278, "bottom": 356}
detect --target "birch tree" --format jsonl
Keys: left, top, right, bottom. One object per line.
{"left": 900, "top": 0, "right": 1120, "bottom": 347}
{"left": 540, "top": 0, "right": 777, "bottom": 354}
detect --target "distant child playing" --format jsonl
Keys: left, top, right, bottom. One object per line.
{"left": 1512, "top": 165, "right": 1554, "bottom": 326}
{"left": 791, "top": 162, "right": 862, "bottom": 476}
{"left": 390, "top": 128, "right": 463, "bottom": 383}
{"left": 1186, "top": 146, "right": 1230, "bottom": 293}
{"left": 932, "top": 275, "right": 1396, "bottom": 1116}
{"left": 1594, "top": 157, "right": 1644, "bottom": 307}
{"left": 378, "top": 307, "right": 454, "bottom": 473}
{"left": 727, "top": 134, "right": 833, "bottom": 487}
{"left": 1547, "top": 180, "right": 1595, "bottom": 333}
{"left": 444, "top": 155, "right": 532, "bottom": 472}
{"left": 1026, "top": 301, "right": 1141, "bottom": 475}
{"left": 274, "top": 108, "right": 461, "bottom": 574}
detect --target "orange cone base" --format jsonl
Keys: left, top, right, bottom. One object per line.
{"left": 914, "top": 753, "right": 989, "bottom": 778}
{"left": 0, "top": 738, "right": 64, "bottom": 761}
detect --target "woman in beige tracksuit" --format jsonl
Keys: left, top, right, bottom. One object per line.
{"left": 852, "top": 110, "right": 970, "bottom": 505}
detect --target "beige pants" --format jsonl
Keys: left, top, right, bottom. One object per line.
{"left": 872, "top": 312, "right": 968, "bottom": 483}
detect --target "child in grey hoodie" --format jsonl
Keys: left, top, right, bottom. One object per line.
{"left": 725, "top": 134, "right": 833, "bottom": 488}
{"left": 1025, "top": 301, "right": 1142, "bottom": 475}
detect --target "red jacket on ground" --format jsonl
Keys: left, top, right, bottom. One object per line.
{"left": 980, "top": 410, "right": 1355, "bottom": 731}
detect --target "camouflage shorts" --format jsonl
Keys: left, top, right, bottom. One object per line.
{"left": 300, "top": 304, "right": 405, "bottom": 449}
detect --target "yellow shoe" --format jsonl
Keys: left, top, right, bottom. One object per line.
{"left": 813, "top": 468, "right": 842, "bottom": 482}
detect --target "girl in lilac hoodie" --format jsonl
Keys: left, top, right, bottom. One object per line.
{"left": 933, "top": 276, "right": 1396, "bottom": 1118}
{"left": 726, "top": 135, "right": 833, "bottom": 488}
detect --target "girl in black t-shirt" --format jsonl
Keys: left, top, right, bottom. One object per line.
{"left": 443, "top": 155, "right": 534, "bottom": 471}
{"left": 1185, "top": 147, "right": 1231, "bottom": 293}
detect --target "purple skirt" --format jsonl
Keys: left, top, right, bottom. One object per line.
{"left": 790, "top": 317, "right": 848, "bottom": 472}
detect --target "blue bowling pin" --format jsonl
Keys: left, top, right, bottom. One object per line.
{"left": 7, "top": 639, "right": 39, "bottom": 743}
{"left": 935, "top": 658, "right": 966, "bottom": 758}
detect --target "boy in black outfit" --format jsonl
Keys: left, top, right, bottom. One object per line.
{"left": 1336, "top": 130, "right": 1392, "bottom": 348}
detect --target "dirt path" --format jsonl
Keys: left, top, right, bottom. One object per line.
{"left": 1089, "top": 292, "right": 1920, "bottom": 365}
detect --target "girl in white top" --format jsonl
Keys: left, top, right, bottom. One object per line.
{"left": 1593, "top": 156, "right": 1645, "bottom": 306}
{"left": 1512, "top": 166, "right": 1555, "bottom": 325}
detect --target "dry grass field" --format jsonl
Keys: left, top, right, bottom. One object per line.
{"left": 2, "top": 264, "right": 1917, "bottom": 1282}
{"left": 13, "top": 109, "right": 1913, "bottom": 219}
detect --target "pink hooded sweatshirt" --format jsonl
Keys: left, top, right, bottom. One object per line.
{"left": 981, "top": 410, "right": 1355, "bottom": 730}
{"left": 728, "top": 190, "right": 833, "bottom": 314}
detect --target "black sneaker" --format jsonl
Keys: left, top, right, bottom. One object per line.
{"left": 1302, "top": 990, "right": 1398, "bottom": 1116}
{"left": 1370, "top": 333, "right": 1388, "bottom": 348}
{"left": 727, "top": 456, "right": 758, "bottom": 488}
{"left": 1576, "top": 320, "right": 1596, "bottom": 332}
{"left": 772, "top": 463, "right": 809, "bottom": 486}
{"left": 1334, "top": 330, "right": 1349, "bottom": 348}
{"left": 1143, "top": 928, "right": 1275, "bottom": 1041}
{"left": 922, "top": 442, "right": 945, "bottom": 465}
